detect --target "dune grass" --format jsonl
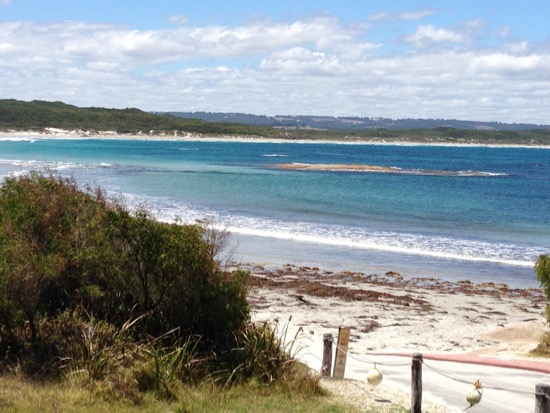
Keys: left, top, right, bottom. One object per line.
{"left": 0, "top": 373, "right": 358, "bottom": 413}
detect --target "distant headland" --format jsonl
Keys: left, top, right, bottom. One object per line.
{"left": 1, "top": 99, "right": 549, "bottom": 146}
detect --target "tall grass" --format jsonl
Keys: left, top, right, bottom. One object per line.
{"left": 212, "top": 317, "right": 322, "bottom": 396}
{"left": 62, "top": 312, "right": 146, "bottom": 381}
{"left": 0, "top": 374, "right": 353, "bottom": 413}
{"left": 43, "top": 312, "right": 322, "bottom": 404}
{"left": 0, "top": 316, "right": 339, "bottom": 412}
{"left": 135, "top": 333, "right": 203, "bottom": 399}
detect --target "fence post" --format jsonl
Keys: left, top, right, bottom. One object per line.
{"left": 535, "top": 383, "right": 550, "bottom": 413}
{"left": 411, "top": 353, "right": 423, "bottom": 413}
{"left": 333, "top": 327, "right": 350, "bottom": 379}
{"left": 321, "top": 333, "right": 333, "bottom": 377}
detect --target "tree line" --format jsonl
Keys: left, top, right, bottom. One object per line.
{"left": 1, "top": 99, "right": 550, "bottom": 145}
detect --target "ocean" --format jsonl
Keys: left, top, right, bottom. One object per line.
{"left": 0, "top": 136, "right": 548, "bottom": 288}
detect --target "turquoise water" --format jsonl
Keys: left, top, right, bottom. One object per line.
{"left": 1, "top": 136, "right": 548, "bottom": 287}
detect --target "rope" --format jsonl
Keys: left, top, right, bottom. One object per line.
{"left": 422, "top": 360, "right": 537, "bottom": 396}
{"left": 332, "top": 341, "right": 410, "bottom": 367}
{"left": 331, "top": 339, "right": 538, "bottom": 397}
{"left": 421, "top": 360, "right": 475, "bottom": 386}
{"left": 289, "top": 329, "right": 541, "bottom": 399}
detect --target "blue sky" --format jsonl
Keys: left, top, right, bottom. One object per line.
{"left": 1, "top": 1, "right": 549, "bottom": 123}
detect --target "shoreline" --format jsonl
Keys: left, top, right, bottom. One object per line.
{"left": 1, "top": 129, "right": 549, "bottom": 149}
{"left": 230, "top": 232, "right": 540, "bottom": 289}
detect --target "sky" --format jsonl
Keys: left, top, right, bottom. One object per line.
{"left": 1, "top": 1, "right": 549, "bottom": 124}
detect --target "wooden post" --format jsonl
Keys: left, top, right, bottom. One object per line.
{"left": 535, "top": 383, "right": 550, "bottom": 413}
{"left": 411, "top": 353, "right": 423, "bottom": 413}
{"left": 333, "top": 327, "right": 350, "bottom": 379}
{"left": 321, "top": 333, "right": 333, "bottom": 377}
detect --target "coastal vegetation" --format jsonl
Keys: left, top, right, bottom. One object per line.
{"left": 533, "top": 254, "right": 550, "bottom": 356}
{"left": 0, "top": 373, "right": 349, "bottom": 413}
{"left": 2, "top": 98, "right": 550, "bottom": 146}
{"left": 167, "top": 110, "right": 550, "bottom": 131}
{"left": 0, "top": 99, "right": 276, "bottom": 137}
{"left": 0, "top": 173, "right": 350, "bottom": 411}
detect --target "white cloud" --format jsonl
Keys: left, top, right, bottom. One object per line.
{"left": 0, "top": 17, "right": 371, "bottom": 68}
{"left": 0, "top": 14, "right": 549, "bottom": 124}
{"left": 397, "top": 9, "right": 435, "bottom": 21}
{"left": 260, "top": 47, "right": 341, "bottom": 75}
{"left": 405, "top": 25, "right": 464, "bottom": 47}
{"left": 167, "top": 15, "right": 188, "bottom": 25}
{"left": 502, "top": 41, "right": 530, "bottom": 54}
{"left": 497, "top": 26, "right": 512, "bottom": 38}
{"left": 367, "top": 12, "right": 391, "bottom": 23}
{"left": 0, "top": 42, "right": 14, "bottom": 54}
{"left": 469, "top": 53, "right": 546, "bottom": 75}
{"left": 368, "top": 8, "right": 435, "bottom": 22}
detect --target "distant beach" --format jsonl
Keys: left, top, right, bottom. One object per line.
{"left": 2, "top": 128, "right": 550, "bottom": 149}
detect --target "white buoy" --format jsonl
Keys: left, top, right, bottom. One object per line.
{"left": 464, "top": 380, "right": 483, "bottom": 410}
{"left": 366, "top": 363, "right": 383, "bottom": 386}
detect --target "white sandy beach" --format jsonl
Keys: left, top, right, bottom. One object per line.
{"left": 2, "top": 128, "right": 549, "bottom": 149}
{"left": 245, "top": 263, "right": 548, "bottom": 412}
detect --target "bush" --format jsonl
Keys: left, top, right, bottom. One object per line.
{"left": 533, "top": 254, "right": 550, "bottom": 356}
{"left": 227, "top": 321, "right": 294, "bottom": 385}
{"left": 0, "top": 173, "right": 118, "bottom": 350}
{"left": 536, "top": 254, "right": 550, "bottom": 320}
{"left": 0, "top": 173, "right": 249, "bottom": 375}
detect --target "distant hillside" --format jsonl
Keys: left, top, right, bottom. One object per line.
{"left": 0, "top": 99, "right": 276, "bottom": 136}
{"left": 1, "top": 99, "right": 549, "bottom": 145}
{"left": 165, "top": 111, "right": 550, "bottom": 131}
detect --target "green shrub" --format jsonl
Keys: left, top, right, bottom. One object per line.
{"left": 219, "top": 318, "right": 313, "bottom": 389}
{"left": 0, "top": 172, "right": 325, "bottom": 403}
{"left": 109, "top": 206, "right": 250, "bottom": 350}
{"left": 0, "top": 173, "right": 249, "bottom": 375}
{"left": 535, "top": 254, "right": 550, "bottom": 320}
{"left": 0, "top": 173, "right": 118, "bottom": 349}
{"left": 533, "top": 254, "right": 550, "bottom": 356}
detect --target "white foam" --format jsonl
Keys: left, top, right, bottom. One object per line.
{"left": 0, "top": 137, "right": 40, "bottom": 142}
{"left": 227, "top": 224, "right": 537, "bottom": 267}
{"left": 262, "top": 153, "right": 288, "bottom": 157}
{"left": 131, "top": 194, "right": 541, "bottom": 268}
{"left": 0, "top": 158, "right": 81, "bottom": 172}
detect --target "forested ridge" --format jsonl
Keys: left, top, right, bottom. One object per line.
{"left": 0, "top": 99, "right": 276, "bottom": 136}
{"left": 2, "top": 99, "right": 550, "bottom": 145}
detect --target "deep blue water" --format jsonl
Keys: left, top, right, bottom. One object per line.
{"left": 1, "top": 136, "right": 548, "bottom": 288}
